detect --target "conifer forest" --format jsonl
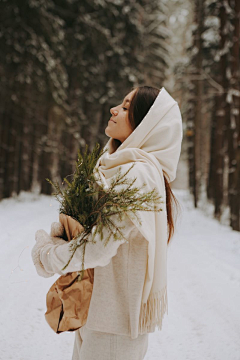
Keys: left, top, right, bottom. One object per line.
{"left": 0, "top": 0, "right": 239, "bottom": 231}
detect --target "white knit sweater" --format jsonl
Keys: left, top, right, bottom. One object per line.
{"left": 40, "top": 214, "right": 148, "bottom": 339}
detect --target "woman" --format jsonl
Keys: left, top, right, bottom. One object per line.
{"left": 32, "top": 85, "right": 183, "bottom": 360}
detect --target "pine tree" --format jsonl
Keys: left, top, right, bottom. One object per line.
{"left": 174, "top": 0, "right": 240, "bottom": 230}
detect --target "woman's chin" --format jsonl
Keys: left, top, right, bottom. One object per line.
{"left": 105, "top": 127, "right": 113, "bottom": 138}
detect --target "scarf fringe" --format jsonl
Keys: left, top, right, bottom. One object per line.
{"left": 139, "top": 286, "right": 168, "bottom": 334}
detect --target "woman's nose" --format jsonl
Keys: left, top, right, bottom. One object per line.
{"left": 110, "top": 107, "right": 118, "bottom": 116}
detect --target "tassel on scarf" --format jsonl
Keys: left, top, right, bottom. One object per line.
{"left": 138, "top": 285, "right": 168, "bottom": 334}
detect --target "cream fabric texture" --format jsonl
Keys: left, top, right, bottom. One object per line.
{"left": 92, "top": 86, "right": 183, "bottom": 331}
{"left": 31, "top": 229, "right": 66, "bottom": 278}
{"left": 72, "top": 324, "right": 148, "bottom": 360}
{"left": 85, "top": 224, "right": 148, "bottom": 339}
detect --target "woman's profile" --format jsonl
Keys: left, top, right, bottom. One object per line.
{"left": 31, "top": 85, "right": 183, "bottom": 360}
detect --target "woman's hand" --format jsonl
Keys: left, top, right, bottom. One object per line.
{"left": 50, "top": 221, "right": 65, "bottom": 244}
{"left": 31, "top": 228, "right": 66, "bottom": 278}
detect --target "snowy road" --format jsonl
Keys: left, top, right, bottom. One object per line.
{"left": 0, "top": 190, "right": 239, "bottom": 360}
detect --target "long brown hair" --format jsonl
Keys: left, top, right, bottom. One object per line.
{"left": 127, "top": 85, "right": 181, "bottom": 244}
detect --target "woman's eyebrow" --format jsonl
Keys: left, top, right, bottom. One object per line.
{"left": 123, "top": 99, "right": 130, "bottom": 104}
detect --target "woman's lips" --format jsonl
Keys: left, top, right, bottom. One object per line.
{"left": 109, "top": 118, "right": 116, "bottom": 123}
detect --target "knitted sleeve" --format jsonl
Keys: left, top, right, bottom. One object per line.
{"left": 39, "top": 214, "right": 136, "bottom": 276}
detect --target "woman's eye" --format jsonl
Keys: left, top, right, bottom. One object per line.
{"left": 122, "top": 107, "right": 128, "bottom": 111}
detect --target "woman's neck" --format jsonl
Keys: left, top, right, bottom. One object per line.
{"left": 109, "top": 138, "right": 122, "bottom": 154}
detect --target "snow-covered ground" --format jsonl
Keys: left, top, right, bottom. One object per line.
{"left": 0, "top": 189, "right": 239, "bottom": 360}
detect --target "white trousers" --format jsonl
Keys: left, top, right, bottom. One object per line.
{"left": 72, "top": 324, "right": 149, "bottom": 360}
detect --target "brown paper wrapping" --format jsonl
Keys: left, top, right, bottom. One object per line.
{"left": 45, "top": 214, "right": 94, "bottom": 333}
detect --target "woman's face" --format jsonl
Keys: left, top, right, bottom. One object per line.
{"left": 105, "top": 89, "right": 136, "bottom": 143}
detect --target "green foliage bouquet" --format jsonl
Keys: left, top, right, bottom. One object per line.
{"left": 47, "top": 143, "right": 163, "bottom": 280}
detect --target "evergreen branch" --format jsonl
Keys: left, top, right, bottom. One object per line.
{"left": 47, "top": 143, "right": 163, "bottom": 275}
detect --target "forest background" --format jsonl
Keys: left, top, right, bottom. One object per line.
{"left": 0, "top": 0, "right": 239, "bottom": 231}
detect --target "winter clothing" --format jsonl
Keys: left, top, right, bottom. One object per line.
{"left": 85, "top": 220, "right": 148, "bottom": 339}
{"left": 72, "top": 323, "right": 148, "bottom": 360}
{"left": 31, "top": 223, "right": 66, "bottom": 277}
{"left": 93, "top": 86, "right": 183, "bottom": 330}
{"left": 31, "top": 228, "right": 65, "bottom": 278}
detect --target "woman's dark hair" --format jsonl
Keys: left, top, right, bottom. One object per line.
{"left": 128, "top": 85, "right": 181, "bottom": 245}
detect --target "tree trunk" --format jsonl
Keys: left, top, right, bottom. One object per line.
{"left": 192, "top": 0, "right": 204, "bottom": 207}
{"left": 228, "top": 0, "right": 240, "bottom": 230}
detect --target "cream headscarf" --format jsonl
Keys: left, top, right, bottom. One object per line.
{"left": 94, "top": 87, "right": 183, "bottom": 333}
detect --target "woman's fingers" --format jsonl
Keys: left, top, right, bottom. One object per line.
{"left": 51, "top": 237, "right": 67, "bottom": 245}
{"left": 31, "top": 240, "right": 54, "bottom": 278}
{"left": 50, "top": 222, "right": 64, "bottom": 237}
{"left": 35, "top": 229, "right": 49, "bottom": 242}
